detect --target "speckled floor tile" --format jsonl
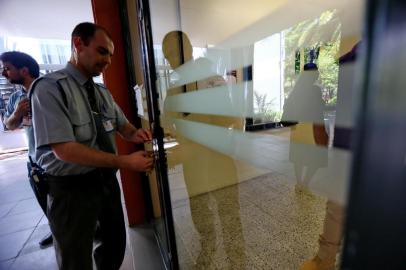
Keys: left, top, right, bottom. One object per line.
{"left": 213, "top": 248, "right": 257, "bottom": 270}
{"left": 250, "top": 249, "right": 303, "bottom": 270}
{"left": 176, "top": 236, "right": 196, "bottom": 269}
{"left": 172, "top": 171, "right": 333, "bottom": 269}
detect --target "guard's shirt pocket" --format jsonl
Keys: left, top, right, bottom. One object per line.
{"left": 101, "top": 108, "right": 117, "bottom": 132}
{"left": 71, "top": 113, "right": 93, "bottom": 142}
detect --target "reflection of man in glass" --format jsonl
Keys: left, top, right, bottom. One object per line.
{"left": 162, "top": 30, "right": 246, "bottom": 268}
{"left": 282, "top": 64, "right": 328, "bottom": 188}
{"left": 162, "top": 31, "right": 192, "bottom": 70}
{"left": 162, "top": 31, "right": 225, "bottom": 93}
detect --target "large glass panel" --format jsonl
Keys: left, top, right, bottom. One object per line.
{"left": 146, "top": 0, "right": 365, "bottom": 268}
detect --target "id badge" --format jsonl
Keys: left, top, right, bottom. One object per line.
{"left": 102, "top": 119, "right": 114, "bottom": 132}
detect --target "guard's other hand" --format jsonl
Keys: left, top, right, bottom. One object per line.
{"left": 133, "top": 128, "right": 152, "bottom": 144}
{"left": 121, "top": 151, "right": 154, "bottom": 172}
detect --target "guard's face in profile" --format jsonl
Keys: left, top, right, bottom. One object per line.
{"left": 78, "top": 30, "right": 114, "bottom": 77}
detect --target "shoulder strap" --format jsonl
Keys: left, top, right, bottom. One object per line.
{"left": 29, "top": 71, "right": 68, "bottom": 107}
{"left": 56, "top": 81, "right": 68, "bottom": 107}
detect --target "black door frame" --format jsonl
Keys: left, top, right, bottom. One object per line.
{"left": 342, "top": 0, "right": 406, "bottom": 269}
{"left": 135, "top": 0, "right": 179, "bottom": 269}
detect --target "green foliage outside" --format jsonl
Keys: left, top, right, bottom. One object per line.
{"left": 283, "top": 10, "right": 341, "bottom": 105}
{"left": 252, "top": 10, "right": 340, "bottom": 125}
{"left": 253, "top": 91, "right": 282, "bottom": 124}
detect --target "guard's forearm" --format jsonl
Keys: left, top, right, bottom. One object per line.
{"left": 118, "top": 122, "right": 138, "bottom": 142}
{"left": 51, "top": 141, "right": 125, "bottom": 169}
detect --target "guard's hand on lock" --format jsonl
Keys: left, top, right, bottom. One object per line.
{"left": 119, "top": 150, "right": 154, "bottom": 172}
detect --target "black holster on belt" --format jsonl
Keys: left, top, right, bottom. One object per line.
{"left": 28, "top": 156, "right": 49, "bottom": 195}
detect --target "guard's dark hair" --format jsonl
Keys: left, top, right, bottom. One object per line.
{"left": 0, "top": 51, "right": 40, "bottom": 78}
{"left": 71, "top": 22, "right": 113, "bottom": 50}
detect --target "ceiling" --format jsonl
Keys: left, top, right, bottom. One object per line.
{"left": 0, "top": 0, "right": 364, "bottom": 48}
{"left": 0, "top": 0, "right": 93, "bottom": 40}
{"left": 149, "top": 0, "right": 365, "bottom": 47}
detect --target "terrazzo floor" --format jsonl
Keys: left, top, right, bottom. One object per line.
{"left": 172, "top": 172, "right": 329, "bottom": 270}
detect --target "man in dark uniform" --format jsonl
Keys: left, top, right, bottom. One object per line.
{"left": 31, "top": 22, "right": 154, "bottom": 270}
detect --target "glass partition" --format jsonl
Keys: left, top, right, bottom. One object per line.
{"left": 145, "top": 0, "right": 365, "bottom": 268}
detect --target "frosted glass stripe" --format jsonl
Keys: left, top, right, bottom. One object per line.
{"left": 173, "top": 118, "right": 351, "bottom": 203}
{"left": 165, "top": 82, "right": 254, "bottom": 117}
{"left": 169, "top": 57, "right": 227, "bottom": 88}
{"left": 169, "top": 48, "right": 254, "bottom": 88}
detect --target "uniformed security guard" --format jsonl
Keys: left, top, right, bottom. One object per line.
{"left": 31, "top": 22, "right": 154, "bottom": 270}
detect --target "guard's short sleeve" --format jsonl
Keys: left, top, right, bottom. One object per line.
{"left": 31, "top": 79, "right": 75, "bottom": 148}
{"left": 113, "top": 101, "right": 129, "bottom": 129}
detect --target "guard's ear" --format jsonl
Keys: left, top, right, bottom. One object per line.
{"left": 72, "top": 36, "right": 83, "bottom": 52}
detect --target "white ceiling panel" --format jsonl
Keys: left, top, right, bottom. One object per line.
{"left": 0, "top": 0, "right": 93, "bottom": 40}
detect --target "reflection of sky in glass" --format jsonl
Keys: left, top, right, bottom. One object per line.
{"left": 253, "top": 33, "right": 283, "bottom": 112}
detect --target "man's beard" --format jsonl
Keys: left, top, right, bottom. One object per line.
{"left": 9, "top": 78, "right": 24, "bottom": 85}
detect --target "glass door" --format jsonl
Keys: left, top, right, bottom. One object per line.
{"left": 137, "top": 0, "right": 369, "bottom": 269}
{"left": 136, "top": 0, "right": 179, "bottom": 268}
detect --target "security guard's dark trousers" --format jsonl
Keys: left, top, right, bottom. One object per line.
{"left": 46, "top": 169, "right": 126, "bottom": 270}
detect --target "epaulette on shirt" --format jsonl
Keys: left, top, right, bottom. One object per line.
{"left": 32, "top": 70, "right": 69, "bottom": 89}
{"left": 29, "top": 71, "right": 69, "bottom": 106}
{"left": 43, "top": 70, "right": 68, "bottom": 81}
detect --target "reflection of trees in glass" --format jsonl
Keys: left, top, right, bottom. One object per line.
{"left": 318, "top": 42, "right": 339, "bottom": 104}
{"left": 283, "top": 10, "right": 341, "bottom": 105}
{"left": 253, "top": 91, "right": 282, "bottom": 124}
{"left": 283, "top": 21, "right": 309, "bottom": 97}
